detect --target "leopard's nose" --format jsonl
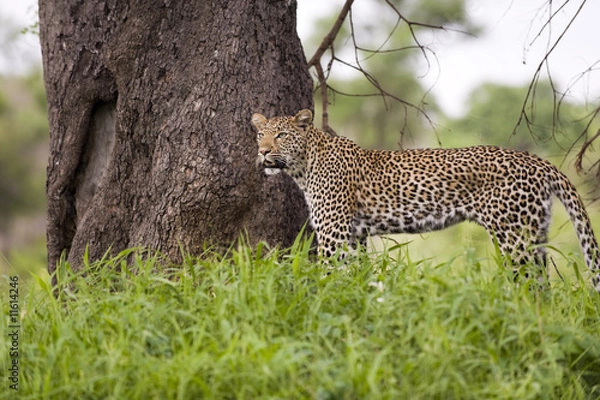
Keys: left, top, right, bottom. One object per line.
{"left": 259, "top": 147, "right": 271, "bottom": 156}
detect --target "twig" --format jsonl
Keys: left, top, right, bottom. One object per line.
{"left": 306, "top": 0, "right": 354, "bottom": 69}
{"left": 515, "top": 0, "right": 587, "bottom": 137}
{"left": 307, "top": 0, "right": 354, "bottom": 133}
{"left": 305, "top": 0, "right": 466, "bottom": 146}
{"left": 313, "top": 62, "right": 337, "bottom": 136}
{"left": 575, "top": 126, "right": 600, "bottom": 173}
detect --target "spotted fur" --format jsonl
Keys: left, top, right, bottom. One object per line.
{"left": 252, "top": 109, "right": 600, "bottom": 290}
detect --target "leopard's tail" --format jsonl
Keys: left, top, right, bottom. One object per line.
{"left": 550, "top": 168, "right": 600, "bottom": 291}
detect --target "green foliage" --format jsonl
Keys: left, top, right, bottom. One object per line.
{"left": 441, "top": 82, "right": 589, "bottom": 154}
{"left": 0, "top": 71, "right": 48, "bottom": 226}
{"left": 318, "top": 71, "right": 427, "bottom": 150}
{"left": 3, "top": 236, "right": 47, "bottom": 277}
{"left": 2, "top": 242, "right": 599, "bottom": 399}
{"left": 407, "top": 0, "right": 475, "bottom": 29}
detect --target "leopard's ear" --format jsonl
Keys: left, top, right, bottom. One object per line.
{"left": 251, "top": 113, "right": 267, "bottom": 130}
{"left": 293, "top": 109, "right": 313, "bottom": 129}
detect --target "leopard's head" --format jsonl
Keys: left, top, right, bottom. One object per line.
{"left": 252, "top": 109, "right": 313, "bottom": 175}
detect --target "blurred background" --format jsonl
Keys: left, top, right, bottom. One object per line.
{"left": 1, "top": 0, "right": 598, "bottom": 278}
{"left": 0, "top": 2, "right": 47, "bottom": 276}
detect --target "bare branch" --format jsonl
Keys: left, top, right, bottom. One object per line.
{"left": 515, "top": 0, "right": 587, "bottom": 134}
{"left": 313, "top": 62, "right": 337, "bottom": 136}
{"left": 307, "top": 0, "right": 354, "bottom": 69}
{"left": 305, "top": 0, "right": 467, "bottom": 145}
{"left": 325, "top": 80, "right": 440, "bottom": 146}
{"left": 356, "top": 44, "right": 426, "bottom": 55}
{"left": 307, "top": 0, "right": 354, "bottom": 132}
{"left": 575, "top": 113, "right": 600, "bottom": 173}
{"left": 517, "top": 0, "right": 600, "bottom": 181}
{"left": 359, "top": 17, "right": 402, "bottom": 62}
{"left": 527, "top": 0, "right": 570, "bottom": 48}
{"left": 382, "top": 0, "right": 441, "bottom": 67}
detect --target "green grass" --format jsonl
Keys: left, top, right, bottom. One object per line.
{"left": 1, "top": 238, "right": 600, "bottom": 399}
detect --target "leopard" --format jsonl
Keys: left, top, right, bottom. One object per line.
{"left": 252, "top": 109, "right": 600, "bottom": 291}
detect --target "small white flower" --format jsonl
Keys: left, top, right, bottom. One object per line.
{"left": 368, "top": 280, "right": 385, "bottom": 292}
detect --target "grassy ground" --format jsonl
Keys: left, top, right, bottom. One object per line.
{"left": 1, "top": 238, "right": 600, "bottom": 399}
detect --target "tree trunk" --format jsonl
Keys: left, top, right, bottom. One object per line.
{"left": 39, "top": 0, "right": 312, "bottom": 280}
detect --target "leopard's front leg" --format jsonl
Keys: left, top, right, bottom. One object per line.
{"left": 305, "top": 170, "right": 358, "bottom": 261}
{"left": 316, "top": 230, "right": 347, "bottom": 258}
{"left": 312, "top": 212, "right": 356, "bottom": 260}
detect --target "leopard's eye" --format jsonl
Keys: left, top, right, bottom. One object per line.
{"left": 276, "top": 131, "right": 288, "bottom": 139}
{"left": 257, "top": 132, "right": 264, "bottom": 140}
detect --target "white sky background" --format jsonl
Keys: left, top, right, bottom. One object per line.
{"left": 1, "top": 0, "right": 599, "bottom": 117}
{"left": 0, "top": 2, "right": 39, "bottom": 75}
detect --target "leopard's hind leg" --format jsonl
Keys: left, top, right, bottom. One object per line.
{"left": 473, "top": 186, "right": 553, "bottom": 286}
{"left": 491, "top": 225, "right": 549, "bottom": 285}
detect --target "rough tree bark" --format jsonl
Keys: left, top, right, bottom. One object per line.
{"left": 39, "top": 0, "right": 312, "bottom": 280}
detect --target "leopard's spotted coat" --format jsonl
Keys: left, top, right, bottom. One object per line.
{"left": 253, "top": 109, "right": 600, "bottom": 290}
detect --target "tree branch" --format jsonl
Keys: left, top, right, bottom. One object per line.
{"left": 306, "top": 0, "right": 354, "bottom": 134}
{"left": 307, "top": 0, "right": 354, "bottom": 69}
{"left": 516, "top": 0, "right": 599, "bottom": 181}
{"left": 514, "top": 0, "right": 584, "bottom": 136}
{"left": 305, "top": 0, "right": 461, "bottom": 142}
